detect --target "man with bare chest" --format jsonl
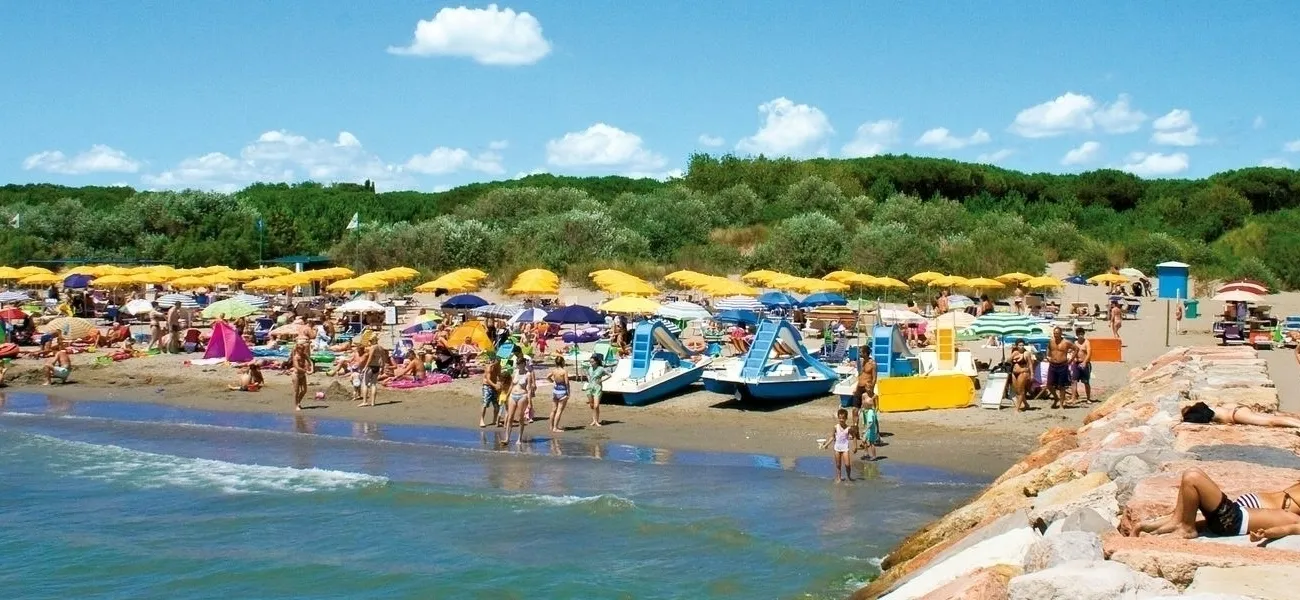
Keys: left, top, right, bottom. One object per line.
{"left": 1046, "top": 327, "right": 1076, "bottom": 409}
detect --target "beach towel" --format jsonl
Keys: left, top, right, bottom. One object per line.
{"left": 385, "top": 373, "right": 453, "bottom": 389}
{"left": 204, "top": 320, "right": 253, "bottom": 363}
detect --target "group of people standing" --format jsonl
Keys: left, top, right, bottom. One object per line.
{"left": 1007, "top": 326, "right": 1093, "bottom": 411}
{"left": 478, "top": 350, "right": 610, "bottom": 446}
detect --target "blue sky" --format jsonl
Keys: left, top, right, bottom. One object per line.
{"left": 4, "top": 1, "right": 1300, "bottom": 192}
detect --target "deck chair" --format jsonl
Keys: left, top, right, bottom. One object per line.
{"left": 980, "top": 373, "right": 1012, "bottom": 409}
{"left": 1050, "top": 316, "right": 1073, "bottom": 330}
{"left": 1074, "top": 316, "right": 1096, "bottom": 331}
{"left": 1220, "top": 324, "right": 1246, "bottom": 346}
{"left": 819, "top": 338, "right": 850, "bottom": 363}
{"left": 1124, "top": 303, "right": 1140, "bottom": 320}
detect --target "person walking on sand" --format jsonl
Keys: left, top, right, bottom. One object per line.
{"left": 850, "top": 352, "right": 877, "bottom": 427}
{"left": 1072, "top": 327, "right": 1093, "bottom": 403}
{"left": 1045, "top": 327, "right": 1075, "bottom": 409}
{"left": 501, "top": 356, "right": 534, "bottom": 446}
{"left": 546, "top": 356, "right": 571, "bottom": 433}
{"left": 43, "top": 339, "right": 72, "bottom": 385}
{"left": 1109, "top": 301, "right": 1123, "bottom": 340}
{"left": 166, "top": 301, "right": 183, "bottom": 354}
{"left": 584, "top": 355, "right": 609, "bottom": 427}
{"left": 290, "top": 337, "right": 312, "bottom": 411}
{"left": 820, "top": 408, "right": 854, "bottom": 482}
{"left": 359, "top": 339, "right": 389, "bottom": 408}
{"left": 479, "top": 357, "right": 502, "bottom": 428}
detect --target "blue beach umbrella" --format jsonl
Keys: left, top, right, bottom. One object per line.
{"left": 714, "top": 309, "right": 760, "bottom": 326}
{"left": 757, "top": 291, "right": 799, "bottom": 309}
{"left": 441, "top": 293, "right": 488, "bottom": 310}
{"left": 544, "top": 304, "right": 605, "bottom": 325}
{"left": 800, "top": 292, "right": 848, "bottom": 307}
{"left": 1063, "top": 275, "right": 1087, "bottom": 285}
{"left": 62, "top": 274, "right": 94, "bottom": 289}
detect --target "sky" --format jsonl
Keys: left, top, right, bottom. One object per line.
{"left": 4, "top": 1, "right": 1300, "bottom": 192}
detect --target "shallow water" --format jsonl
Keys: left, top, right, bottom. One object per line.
{"left": 0, "top": 393, "right": 986, "bottom": 599}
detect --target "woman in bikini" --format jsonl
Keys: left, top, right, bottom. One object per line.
{"left": 1009, "top": 339, "right": 1031, "bottom": 412}
{"left": 1124, "top": 467, "right": 1300, "bottom": 540}
{"left": 1182, "top": 402, "right": 1300, "bottom": 429}
{"left": 500, "top": 357, "right": 535, "bottom": 447}
{"left": 546, "top": 356, "right": 570, "bottom": 434}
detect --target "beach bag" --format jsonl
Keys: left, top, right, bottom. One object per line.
{"left": 0, "top": 343, "right": 18, "bottom": 359}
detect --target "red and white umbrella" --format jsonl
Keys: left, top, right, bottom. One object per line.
{"left": 1216, "top": 280, "right": 1268, "bottom": 296}
{"left": 1212, "top": 289, "right": 1264, "bottom": 303}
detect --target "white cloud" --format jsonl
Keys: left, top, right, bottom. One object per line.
{"left": 1284, "top": 139, "right": 1300, "bottom": 152}
{"left": 141, "top": 129, "right": 412, "bottom": 192}
{"left": 841, "top": 119, "right": 901, "bottom": 157}
{"left": 1061, "top": 141, "right": 1102, "bottom": 166}
{"left": 1121, "top": 151, "right": 1189, "bottom": 178}
{"left": 697, "top": 134, "right": 725, "bottom": 147}
{"left": 545, "top": 123, "right": 667, "bottom": 171}
{"left": 916, "top": 127, "right": 991, "bottom": 150}
{"left": 387, "top": 4, "right": 551, "bottom": 66}
{"left": 22, "top": 144, "right": 142, "bottom": 174}
{"left": 976, "top": 149, "right": 1013, "bottom": 164}
{"left": 1253, "top": 116, "right": 1266, "bottom": 130}
{"left": 735, "top": 97, "right": 833, "bottom": 156}
{"left": 404, "top": 147, "right": 505, "bottom": 175}
{"left": 488, "top": 140, "right": 509, "bottom": 150}
{"left": 1009, "top": 92, "right": 1146, "bottom": 138}
{"left": 1150, "top": 109, "right": 1203, "bottom": 146}
{"left": 1261, "top": 158, "right": 1291, "bottom": 168}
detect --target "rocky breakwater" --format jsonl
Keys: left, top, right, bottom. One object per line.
{"left": 852, "top": 346, "right": 1300, "bottom": 600}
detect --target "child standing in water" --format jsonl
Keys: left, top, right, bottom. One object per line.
{"left": 860, "top": 397, "right": 880, "bottom": 461}
{"left": 820, "top": 409, "right": 854, "bottom": 482}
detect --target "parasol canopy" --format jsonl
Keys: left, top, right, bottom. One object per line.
{"left": 39, "top": 316, "right": 95, "bottom": 339}
{"left": 202, "top": 298, "right": 259, "bottom": 319}
{"left": 338, "top": 299, "right": 386, "bottom": 313}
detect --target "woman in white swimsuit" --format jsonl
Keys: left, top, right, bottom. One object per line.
{"left": 500, "top": 357, "right": 534, "bottom": 447}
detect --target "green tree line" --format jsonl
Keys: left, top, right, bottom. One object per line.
{"left": 2, "top": 155, "right": 1299, "bottom": 290}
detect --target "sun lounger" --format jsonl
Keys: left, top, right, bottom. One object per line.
{"left": 1220, "top": 324, "right": 1246, "bottom": 346}
{"left": 1074, "top": 316, "right": 1096, "bottom": 331}
{"left": 980, "top": 373, "right": 1012, "bottom": 409}
{"left": 1050, "top": 316, "right": 1073, "bottom": 330}
{"left": 1124, "top": 303, "right": 1140, "bottom": 320}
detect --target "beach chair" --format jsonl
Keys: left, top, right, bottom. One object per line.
{"left": 1220, "top": 324, "right": 1246, "bottom": 346}
{"left": 1282, "top": 317, "right": 1300, "bottom": 347}
{"left": 1074, "top": 316, "right": 1096, "bottom": 331}
{"left": 1124, "top": 302, "right": 1140, "bottom": 320}
{"left": 1050, "top": 316, "right": 1073, "bottom": 331}
{"left": 980, "top": 373, "right": 1012, "bottom": 409}
{"left": 819, "top": 338, "right": 850, "bottom": 363}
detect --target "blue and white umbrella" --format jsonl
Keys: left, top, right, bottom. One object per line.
{"left": 0, "top": 290, "right": 30, "bottom": 303}
{"left": 800, "top": 292, "right": 848, "bottom": 307}
{"left": 156, "top": 293, "right": 199, "bottom": 309}
{"left": 645, "top": 317, "right": 683, "bottom": 336}
{"left": 713, "top": 295, "right": 763, "bottom": 312}
{"left": 757, "top": 291, "right": 799, "bottom": 308}
{"left": 471, "top": 303, "right": 523, "bottom": 319}
{"left": 946, "top": 294, "right": 975, "bottom": 310}
{"left": 232, "top": 293, "right": 268, "bottom": 308}
{"left": 507, "top": 307, "right": 548, "bottom": 325}
{"left": 656, "top": 300, "right": 711, "bottom": 321}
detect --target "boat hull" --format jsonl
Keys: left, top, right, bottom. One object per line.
{"left": 607, "top": 366, "right": 706, "bottom": 406}
{"left": 739, "top": 378, "right": 836, "bottom": 401}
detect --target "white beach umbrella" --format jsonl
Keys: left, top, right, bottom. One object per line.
{"left": 877, "top": 308, "right": 926, "bottom": 325}
{"left": 338, "top": 299, "right": 386, "bottom": 313}
{"left": 123, "top": 299, "right": 155, "bottom": 316}
{"left": 1118, "top": 267, "right": 1146, "bottom": 279}
{"left": 232, "top": 293, "right": 268, "bottom": 308}
{"left": 1211, "top": 290, "right": 1263, "bottom": 303}
{"left": 656, "top": 300, "right": 712, "bottom": 321}
{"left": 471, "top": 303, "right": 524, "bottom": 319}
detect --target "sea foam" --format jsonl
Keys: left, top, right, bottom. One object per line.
{"left": 11, "top": 431, "right": 388, "bottom": 495}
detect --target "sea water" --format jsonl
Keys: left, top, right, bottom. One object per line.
{"left": 0, "top": 394, "right": 986, "bottom": 599}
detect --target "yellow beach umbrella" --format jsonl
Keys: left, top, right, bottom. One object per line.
{"left": 908, "top": 271, "right": 945, "bottom": 284}
{"left": 964, "top": 277, "right": 1006, "bottom": 290}
{"left": 93, "top": 274, "right": 139, "bottom": 288}
{"left": 168, "top": 276, "right": 208, "bottom": 289}
{"left": 506, "top": 280, "right": 559, "bottom": 296}
{"left": 996, "top": 272, "right": 1034, "bottom": 284}
{"left": 258, "top": 266, "right": 295, "bottom": 277}
{"left": 16, "top": 266, "right": 54, "bottom": 276}
{"left": 19, "top": 273, "right": 61, "bottom": 286}
{"left": 514, "top": 268, "right": 559, "bottom": 283}
{"left": 1024, "top": 276, "right": 1064, "bottom": 289}
{"left": 598, "top": 296, "right": 663, "bottom": 314}
{"left": 201, "top": 273, "right": 236, "bottom": 287}
{"left": 929, "top": 275, "right": 968, "bottom": 288}
{"left": 698, "top": 280, "right": 758, "bottom": 297}
{"left": 0, "top": 266, "right": 22, "bottom": 280}
{"left": 601, "top": 279, "right": 659, "bottom": 297}
{"left": 799, "top": 279, "right": 849, "bottom": 293}
{"left": 128, "top": 272, "right": 171, "bottom": 285}
{"left": 665, "top": 270, "right": 706, "bottom": 284}
{"left": 740, "top": 270, "right": 782, "bottom": 285}
{"left": 1087, "top": 273, "right": 1129, "bottom": 285}
{"left": 871, "top": 277, "right": 910, "bottom": 290}
{"left": 821, "top": 270, "right": 860, "bottom": 283}
{"left": 449, "top": 268, "right": 488, "bottom": 280}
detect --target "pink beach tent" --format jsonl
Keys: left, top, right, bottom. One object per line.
{"left": 205, "top": 320, "right": 254, "bottom": 363}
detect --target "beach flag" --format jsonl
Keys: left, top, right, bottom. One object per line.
{"left": 345, "top": 212, "right": 359, "bottom": 230}
{"left": 8, "top": 214, "right": 18, "bottom": 228}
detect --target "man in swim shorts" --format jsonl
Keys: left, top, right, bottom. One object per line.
{"left": 1045, "top": 327, "right": 1075, "bottom": 409}
{"left": 1071, "top": 326, "right": 1093, "bottom": 402}
{"left": 479, "top": 357, "right": 502, "bottom": 428}
{"left": 43, "top": 339, "right": 72, "bottom": 385}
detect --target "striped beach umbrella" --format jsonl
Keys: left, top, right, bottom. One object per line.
{"left": 713, "top": 295, "right": 763, "bottom": 312}
{"left": 231, "top": 293, "right": 269, "bottom": 308}
{"left": 471, "top": 303, "right": 524, "bottom": 319}
{"left": 156, "top": 293, "right": 199, "bottom": 309}
{"left": 962, "top": 312, "right": 1039, "bottom": 337}
{"left": 0, "top": 290, "right": 30, "bottom": 303}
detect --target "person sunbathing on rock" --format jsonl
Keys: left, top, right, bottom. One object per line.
{"left": 1123, "top": 467, "right": 1300, "bottom": 539}
{"left": 1181, "top": 401, "right": 1300, "bottom": 429}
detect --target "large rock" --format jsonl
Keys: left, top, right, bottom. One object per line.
{"left": 1186, "top": 565, "right": 1300, "bottom": 600}
{"left": 913, "top": 565, "right": 1017, "bottom": 600}
{"left": 1188, "top": 386, "right": 1281, "bottom": 413}
{"left": 879, "top": 527, "right": 1039, "bottom": 600}
{"left": 1173, "top": 424, "right": 1300, "bottom": 455}
{"left": 1031, "top": 473, "right": 1117, "bottom": 525}
{"left": 1110, "top": 454, "right": 1155, "bottom": 481}
{"left": 1123, "top": 461, "right": 1300, "bottom": 524}
{"left": 1044, "top": 507, "right": 1117, "bottom": 537}
{"left": 1022, "top": 532, "right": 1103, "bottom": 573}
{"left": 1007, "top": 559, "right": 1176, "bottom": 600}
{"left": 1103, "top": 535, "right": 1300, "bottom": 587}
{"left": 1190, "top": 445, "right": 1300, "bottom": 470}
{"left": 994, "top": 434, "right": 1079, "bottom": 485}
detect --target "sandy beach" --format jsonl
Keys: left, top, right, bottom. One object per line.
{"left": 6, "top": 263, "right": 1298, "bottom": 481}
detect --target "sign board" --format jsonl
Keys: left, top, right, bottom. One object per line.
{"left": 384, "top": 306, "right": 397, "bottom": 326}
{"left": 1156, "top": 261, "right": 1190, "bottom": 300}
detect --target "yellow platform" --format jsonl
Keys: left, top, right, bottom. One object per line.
{"left": 877, "top": 373, "right": 975, "bottom": 413}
